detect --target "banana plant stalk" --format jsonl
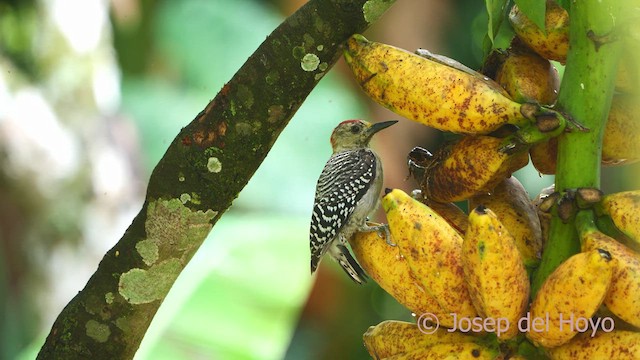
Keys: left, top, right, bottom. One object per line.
{"left": 531, "top": 0, "right": 624, "bottom": 295}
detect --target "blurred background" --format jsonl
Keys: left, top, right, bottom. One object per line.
{"left": 0, "top": 0, "right": 636, "bottom": 359}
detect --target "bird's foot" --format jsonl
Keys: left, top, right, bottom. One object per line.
{"left": 363, "top": 223, "right": 394, "bottom": 246}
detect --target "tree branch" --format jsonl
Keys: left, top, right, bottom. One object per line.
{"left": 37, "top": 0, "right": 396, "bottom": 358}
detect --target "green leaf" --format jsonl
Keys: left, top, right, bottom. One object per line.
{"left": 485, "top": 0, "right": 509, "bottom": 44}
{"left": 513, "top": 0, "right": 547, "bottom": 32}
{"left": 482, "top": 34, "right": 494, "bottom": 59}
{"left": 556, "top": 0, "right": 570, "bottom": 12}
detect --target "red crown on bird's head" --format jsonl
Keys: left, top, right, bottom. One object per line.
{"left": 330, "top": 119, "right": 367, "bottom": 148}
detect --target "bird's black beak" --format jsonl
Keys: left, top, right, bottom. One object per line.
{"left": 368, "top": 120, "right": 398, "bottom": 135}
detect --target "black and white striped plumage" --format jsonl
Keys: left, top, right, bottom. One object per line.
{"left": 309, "top": 119, "right": 396, "bottom": 284}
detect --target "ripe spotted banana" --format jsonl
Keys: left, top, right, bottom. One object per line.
{"left": 509, "top": 0, "right": 569, "bottom": 63}
{"left": 469, "top": 176, "right": 543, "bottom": 268}
{"left": 382, "top": 189, "right": 478, "bottom": 322}
{"left": 362, "top": 320, "right": 477, "bottom": 359}
{"left": 546, "top": 330, "right": 640, "bottom": 360}
{"left": 527, "top": 249, "right": 615, "bottom": 348}
{"left": 491, "top": 37, "right": 560, "bottom": 105}
{"left": 601, "top": 94, "right": 640, "bottom": 165}
{"left": 412, "top": 189, "right": 469, "bottom": 235}
{"left": 598, "top": 190, "right": 640, "bottom": 244}
{"left": 462, "top": 206, "right": 530, "bottom": 340}
{"left": 581, "top": 229, "right": 640, "bottom": 328}
{"left": 350, "top": 227, "right": 451, "bottom": 326}
{"left": 414, "top": 135, "right": 529, "bottom": 202}
{"left": 381, "top": 342, "right": 499, "bottom": 360}
{"left": 343, "top": 34, "right": 533, "bottom": 135}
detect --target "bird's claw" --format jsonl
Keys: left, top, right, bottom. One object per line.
{"left": 375, "top": 224, "right": 395, "bottom": 246}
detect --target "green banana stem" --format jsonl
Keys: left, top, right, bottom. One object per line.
{"left": 531, "top": 0, "right": 623, "bottom": 295}
{"left": 574, "top": 209, "right": 598, "bottom": 238}
{"left": 595, "top": 214, "right": 635, "bottom": 243}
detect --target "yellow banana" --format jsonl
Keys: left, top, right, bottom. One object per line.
{"left": 415, "top": 194, "right": 469, "bottom": 235}
{"left": 382, "top": 342, "right": 500, "bottom": 360}
{"left": 343, "top": 34, "right": 533, "bottom": 135}
{"left": 350, "top": 228, "right": 452, "bottom": 326}
{"left": 382, "top": 189, "right": 478, "bottom": 322}
{"left": 509, "top": 0, "right": 569, "bottom": 63}
{"left": 527, "top": 249, "right": 615, "bottom": 348}
{"left": 601, "top": 94, "right": 640, "bottom": 165}
{"left": 493, "top": 38, "right": 560, "bottom": 105}
{"left": 581, "top": 229, "right": 640, "bottom": 328}
{"left": 462, "top": 206, "right": 530, "bottom": 340}
{"left": 546, "top": 330, "right": 640, "bottom": 360}
{"left": 469, "top": 176, "right": 543, "bottom": 268}
{"left": 599, "top": 190, "right": 640, "bottom": 243}
{"left": 418, "top": 135, "right": 530, "bottom": 203}
{"left": 362, "top": 320, "right": 477, "bottom": 359}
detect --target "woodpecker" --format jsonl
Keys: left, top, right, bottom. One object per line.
{"left": 310, "top": 119, "right": 397, "bottom": 284}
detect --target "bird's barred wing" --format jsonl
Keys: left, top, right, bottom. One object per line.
{"left": 310, "top": 149, "right": 377, "bottom": 267}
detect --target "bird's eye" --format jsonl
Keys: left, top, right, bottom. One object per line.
{"left": 350, "top": 124, "right": 362, "bottom": 133}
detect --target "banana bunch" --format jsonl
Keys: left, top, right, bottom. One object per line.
{"left": 351, "top": 188, "right": 539, "bottom": 358}
{"left": 522, "top": 189, "right": 640, "bottom": 351}
{"left": 351, "top": 186, "right": 640, "bottom": 358}
{"left": 345, "top": 33, "right": 571, "bottom": 203}
{"left": 339, "top": 4, "right": 640, "bottom": 358}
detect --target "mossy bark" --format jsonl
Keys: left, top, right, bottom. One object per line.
{"left": 37, "top": 1, "right": 396, "bottom": 358}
